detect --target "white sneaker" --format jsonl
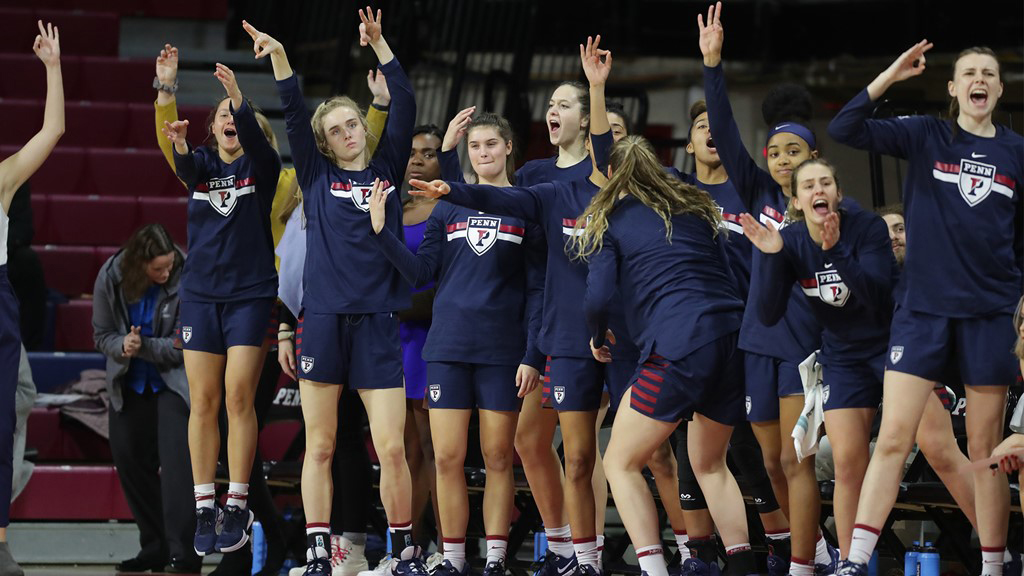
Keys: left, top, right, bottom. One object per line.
{"left": 333, "top": 534, "right": 370, "bottom": 576}
{"left": 357, "top": 554, "right": 394, "bottom": 576}
{"left": 425, "top": 552, "right": 444, "bottom": 572}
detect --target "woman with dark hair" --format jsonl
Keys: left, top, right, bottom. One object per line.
{"left": 92, "top": 224, "right": 198, "bottom": 573}
{"left": 0, "top": 20, "right": 63, "bottom": 576}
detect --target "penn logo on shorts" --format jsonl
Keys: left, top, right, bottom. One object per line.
{"left": 890, "top": 345, "right": 904, "bottom": 365}
{"left": 300, "top": 355, "right": 315, "bottom": 374}
{"left": 821, "top": 384, "right": 831, "bottom": 406}
{"left": 466, "top": 216, "right": 500, "bottom": 255}
{"left": 745, "top": 395, "right": 752, "bottom": 415}
{"left": 429, "top": 384, "right": 441, "bottom": 402}
{"left": 182, "top": 326, "right": 192, "bottom": 343}
{"left": 553, "top": 386, "right": 566, "bottom": 404}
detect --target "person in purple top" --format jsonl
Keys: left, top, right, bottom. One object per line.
{"left": 827, "top": 41, "right": 1023, "bottom": 576}
{"left": 696, "top": 4, "right": 835, "bottom": 573}
{"left": 242, "top": 10, "right": 423, "bottom": 576}
{"left": 576, "top": 135, "right": 755, "bottom": 576}
{"left": 163, "top": 57, "right": 281, "bottom": 556}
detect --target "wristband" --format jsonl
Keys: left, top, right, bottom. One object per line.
{"left": 278, "top": 330, "right": 295, "bottom": 340}
{"left": 153, "top": 77, "right": 179, "bottom": 95}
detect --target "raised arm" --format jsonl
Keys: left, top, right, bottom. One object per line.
{"left": 439, "top": 106, "right": 476, "bottom": 183}
{"left": 365, "top": 68, "right": 391, "bottom": 158}
{"left": 1, "top": 21, "right": 64, "bottom": 212}
{"left": 154, "top": 44, "right": 181, "bottom": 175}
{"left": 698, "top": 2, "right": 774, "bottom": 210}
{"left": 358, "top": 7, "right": 394, "bottom": 66}
{"left": 243, "top": 20, "right": 293, "bottom": 80}
{"left": 581, "top": 35, "right": 613, "bottom": 177}
{"left": 409, "top": 179, "right": 554, "bottom": 224}
{"left": 365, "top": 10, "right": 416, "bottom": 187}
{"left": 215, "top": 63, "right": 281, "bottom": 187}
{"left": 827, "top": 40, "right": 933, "bottom": 157}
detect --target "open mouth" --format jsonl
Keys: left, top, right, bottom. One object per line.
{"left": 223, "top": 128, "right": 237, "bottom": 138}
{"left": 970, "top": 89, "right": 988, "bottom": 106}
{"left": 812, "top": 198, "right": 830, "bottom": 216}
{"left": 548, "top": 118, "right": 561, "bottom": 136}
{"left": 706, "top": 136, "right": 717, "bottom": 153}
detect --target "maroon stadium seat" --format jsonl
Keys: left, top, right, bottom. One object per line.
{"left": 86, "top": 148, "right": 180, "bottom": 197}
{"left": 138, "top": 196, "right": 188, "bottom": 246}
{"left": 79, "top": 56, "right": 155, "bottom": 103}
{"left": 0, "top": 99, "right": 45, "bottom": 146}
{"left": 46, "top": 194, "right": 138, "bottom": 245}
{"left": 34, "top": 245, "right": 98, "bottom": 297}
{"left": 0, "top": 146, "right": 92, "bottom": 197}
{"left": 9, "top": 465, "right": 132, "bottom": 520}
{"left": 95, "top": 245, "right": 120, "bottom": 267}
{"left": 30, "top": 194, "right": 49, "bottom": 243}
{"left": 0, "top": 54, "right": 82, "bottom": 100}
{"left": 54, "top": 298, "right": 96, "bottom": 351}
{"left": 63, "top": 102, "right": 130, "bottom": 148}
{"left": 0, "top": 0, "right": 226, "bottom": 20}
{"left": 127, "top": 102, "right": 210, "bottom": 151}
{"left": 35, "top": 9, "right": 120, "bottom": 57}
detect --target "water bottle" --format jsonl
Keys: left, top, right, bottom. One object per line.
{"left": 919, "top": 542, "right": 940, "bottom": 576}
{"left": 904, "top": 540, "right": 921, "bottom": 576}
{"left": 868, "top": 549, "right": 879, "bottom": 576}
{"left": 534, "top": 530, "right": 549, "bottom": 562}
{"left": 251, "top": 521, "right": 266, "bottom": 575}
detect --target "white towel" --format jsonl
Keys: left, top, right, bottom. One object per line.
{"left": 276, "top": 205, "right": 306, "bottom": 318}
{"left": 792, "top": 350, "right": 825, "bottom": 462}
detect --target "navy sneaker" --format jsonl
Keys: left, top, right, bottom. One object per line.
{"left": 434, "top": 560, "right": 472, "bottom": 576}
{"left": 303, "top": 552, "right": 333, "bottom": 576}
{"left": 577, "top": 565, "right": 601, "bottom": 576}
{"left": 679, "top": 558, "right": 721, "bottom": 576}
{"left": 214, "top": 504, "right": 254, "bottom": 553}
{"left": 393, "top": 557, "right": 430, "bottom": 576}
{"left": 483, "top": 560, "right": 507, "bottom": 576}
{"left": 534, "top": 550, "right": 579, "bottom": 576}
{"left": 193, "top": 506, "right": 221, "bottom": 556}
{"left": 814, "top": 541, "right": 840, "bottom": 576}
{"left": 832, "top": 560, "right": 868, "bottom": 576}
{"left": 1007, "top": 551, "right": 1023, "bottom": 576}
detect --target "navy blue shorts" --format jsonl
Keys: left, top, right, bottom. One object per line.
{"left": 887, "top": 305, "right": 1018, "bottom": 386}
{"left": 744, "top": 351, "right": 804, "bottom": 422}
{"left": 628, "top": 333, "right": 744, "bottom": 425}
{"left": 425, "top": 362, "right": 520, "bottom": 411}
{"left": 178, "top": 298, "right": 276, "bottom": 354}
{"left": 820, "top": 354, "right": 884, "bottom": 412}
{"left": 541, "top": 356, "right": 634, "bottom": 412}
{"left": 0, "top": 268, "right": 20, "bottom": 527}
{"left": 296, "top": 311, "right": 404, "bottom": 389}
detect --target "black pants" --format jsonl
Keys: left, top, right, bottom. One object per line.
{"left": 109, "top": 388, "right": 198, "bottom": 565}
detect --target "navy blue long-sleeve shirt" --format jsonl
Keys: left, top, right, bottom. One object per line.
{"left": 584, "top": 196, "right": 743, "bottom": 361}
{"left": 828, "top": 88, "right": 1023, "bottom": 317}
{"left": 759, "top": 205, "right": 897, "bottom": 365}
{"left": 173, "top": 98, "right": 280, "bottom": 302}
{"left": 373, "top": 199, "right": 545, "bottom": 369}
{"left": 277, "top": 58, "right": 415, "bottom": 314}
{"left": 703, "top": 63, "right": 821, "bottom": 362}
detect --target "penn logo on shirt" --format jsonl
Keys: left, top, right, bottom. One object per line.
{"left": 181, "top": 326, "right": 192, "bottom": 343}
{"left": 553, "top": 386, "right": 566, "bottom": 404}
{"left": 429, "top": 384, "right": 441, "bottom": 402}
{"left": 932, "top": 159, "right": 1015, "bottom": 207}
{"left": 890, "top": 345, "right": 904, "bottom": 365}
{"left": 192, "top": 175, "right": 255, "bottom": 217}
{"left": 300, "top": 355, "right": 315, "bottom": 374}
{"left": 800, "top": 270, "right": 850, "bottom": 307}
{"left": 466, "top": 216, "right": 500, "bottom": 255}
{"left": 330, "top": 180, "right": 394, "bottom": 212}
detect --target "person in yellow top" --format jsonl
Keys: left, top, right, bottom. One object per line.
{"left": 153, "top": 43, "right": 390, "bottom": 270}
{"left": 151, "top": 43, "right": 389, "bottom": 576}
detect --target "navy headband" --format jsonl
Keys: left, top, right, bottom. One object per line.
{"left": 766, "top": 122, "right": 816, "bottom": 150}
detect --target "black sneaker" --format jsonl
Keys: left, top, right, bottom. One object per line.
{"left": 304, "top": 554, "right": 333, "bottom": 576}
{"left": 482, "top": 560, "right": 508, "bottom": 576}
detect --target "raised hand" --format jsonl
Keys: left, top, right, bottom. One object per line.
{"left": 367, "top": 68, "right": 390, "bottom": 107}
{"left": 156, "top": 44, "right": 178, "bottom": 86}
{"left": 358, "top": 7, "right": 383, "bottom": 46}
{"left": 580, "top": 35, "right": 612, "bottom": 87}
{"left": 515, "top": 364, "right": 541, "bottom": 398}
{"left": 740, "top": 213, "right": 783, "bottom": 254}
{"left": 368, "top": 178, "right": 390, "bottom": 234}
{"left": 161, "top": 119, "right": 190, "bottom": 152}
{"left": 214, "top": 63, "right": 243, "bottom": 109}
{"left": 408, "top": 179, "right": 451, "bottom": 199}
{"left": 883, "top": 39, "right": 934, "bottom": 84}
{"left": 442, "top": 106, "right": 476, "bottom": 152}
{"left": 33, "top": 20, "right": 60, "bottom": 67}
{"left": 697, "top": 2, "right": 724, "bottom": 66}
{"left": 590, "top": 329, "right": 616, "bottom": 363}
{"left": 242, "top": 20, "right": 283, "bottom": 59}
{"left": 821, "top": 212, "right": 841, "bottom": 251}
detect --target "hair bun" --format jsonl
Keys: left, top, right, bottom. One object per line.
{"left": 762, "top": 84, "right": 813, "bottom": 126}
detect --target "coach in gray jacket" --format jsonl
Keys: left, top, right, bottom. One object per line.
{"left": 92, "top": 223, "right": 200, "bottom": 573}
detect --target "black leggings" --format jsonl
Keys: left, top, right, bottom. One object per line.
{"left": 674, "top": 420, "right": 779, "bottom": 515}
{"left": 331, "top": 387, "right": 372, "bottom": 533}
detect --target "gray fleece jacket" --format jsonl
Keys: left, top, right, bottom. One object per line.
{"left": 91, "top": 248, "right": 188, "bottom": 412}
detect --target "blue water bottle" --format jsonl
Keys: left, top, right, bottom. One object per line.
{"left": 251, "top": 521, "right": 266, "bottom": 575}
{"left": 534, "top": 530, "right": 549, "bottom": 562}
{"left": 867, "top": 549, "right": 879, "bottom": 576}
{"left": 919, "top": 542, "right": 940, "bottom": 576}
{"left": 904, "top": 540, "right": 921, "bottom": 576}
